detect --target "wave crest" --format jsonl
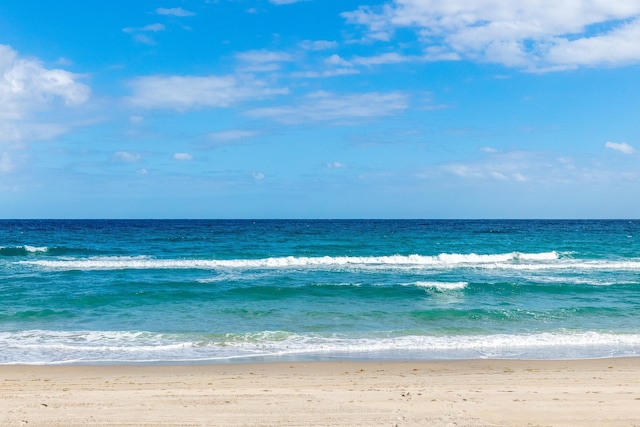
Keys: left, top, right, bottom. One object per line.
{"left": 18, "top": 251, "right": 561, "bottom": 271}
{"left": 0, "top": 245, "right": 49, "bottom": 256}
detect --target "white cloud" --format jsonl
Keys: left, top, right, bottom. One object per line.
{"left": 269, "top": 0, "right": 305, "bottom": 4}
{"left": 1, "top": 45, "right": 90, "bottom": 117}
{"left": 605, "top": 141, "right": 635, "bottom": 154}
{"left": 0, "top": 44, "right": 90, "bottom": 146}
{"left": 123, "top": 23, "right": 165, "bottom": 34}
{"left": 481, "top": 147, "right": 500, "bottom": 153}
{"left": 343, "top": 0, "right": 640, "bottom": 71}
{"left": 513, "top": 173, "right": 527, "bottom": 182}
{"left": 352, "top": 52, "right": 415, "bottom": 66}
{"left": 236, "top": 49, "right": 294, "bottom": 72}
{"left": 246, "top": 91, "right": 409, "bottom": 124}
{"left": 209, "top": 130, "right": 257, "bottom": 142}
{"left": 433, "top": 148, "right": 640, "bottom": 189}
{"left": 300, "top": 40, "right": 338, "bottom": 51}
{"left": 299, "top": 56, "right": 361, "bottom": 78}
{"left": 442, "top": 163, "right": 485, "bottom": 179}
{"left": 173, "top": 152, "right": 193, "bottom": 160}
{"left": 131, "top": 34, "right": 156, "bottom": 45}
{"left": 444, "top": 162, "right": 530, "bottom": 182}
{"left": 123, "top": 23, "right": 166, "bottom": 44}
{"left": 325, "top": 54, "right": 351, "bottom": 66}
{"left": 113, "top": 151, "right": 142, "bottom": 163}
{"left": 290, "top": 68, "right": 360, "bottom": 78}
{"left": 253, "top": 172, "right": 265, "bottom": 180}
{"left": 236, "top": 50, "right": 294, "bottom": 63}
{"left": 156, "top": 7, "right": 195, "bottom": 17}
{"left": 327, "top": 161, "right": 347, "bottom": 169}
{"left": 143, "top": 23, "right": 166, "bottom": 32}
{"left": 439, "top": 150, "right": 536, "bottom": 182}
{"left": 127, "top": 75, "right": 288, "bottom": 111}
{"left": 545, "top": 19, "right": 640, "bottom": 68}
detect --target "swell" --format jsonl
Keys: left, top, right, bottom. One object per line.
{"left": 0, "top": 309, "right": 76, "bottom": 322}
{"left": 0, "top": 246, "right": 108, "bottom": 257}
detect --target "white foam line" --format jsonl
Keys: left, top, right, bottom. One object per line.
{"left": 18, "top": 251, "right": 564, "bottom": 271}
{"left": 2, "top": 330, "right": 640, "bottom": 364}
{"left": 412, "top": 281, "right": 468, "bottom": 290}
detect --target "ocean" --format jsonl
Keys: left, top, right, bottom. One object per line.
{"left": 1, "top": 219, "right": 639, "bottom": 365}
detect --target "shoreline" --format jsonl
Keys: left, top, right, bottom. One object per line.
{"left": 2, "top": 358, "right": 639, "bottom": 426}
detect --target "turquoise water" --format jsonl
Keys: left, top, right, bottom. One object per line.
{"left": 1, "top": 219, "right": 640, "bottom": 364}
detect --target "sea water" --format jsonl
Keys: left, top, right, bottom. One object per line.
{"left": 1, "top": 219, "right": 639, "bottom": 364}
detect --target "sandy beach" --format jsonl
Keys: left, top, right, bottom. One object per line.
{"left": 1, "top": 358, "right": 639, "bottom": 426}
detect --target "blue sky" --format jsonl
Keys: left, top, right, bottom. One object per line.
{"left": 1, "top": 0, "right": 640, "bottom": 218}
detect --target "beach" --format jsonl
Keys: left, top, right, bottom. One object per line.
{"left": 2, "top": 358, "right": 639, "bottom": 426}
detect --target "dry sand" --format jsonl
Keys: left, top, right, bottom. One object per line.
{"left": 1, "top": 358, "right": 640, "bottom": 426}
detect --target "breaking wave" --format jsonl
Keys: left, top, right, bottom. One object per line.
{"left": 2, "top": 329, "right": 639, "bottom": 364}
{"left": 18, "top": 251, "right": 563, "bottom": 271}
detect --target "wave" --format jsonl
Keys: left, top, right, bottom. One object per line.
{"left": 1, "top": 329, "right": 639, "bottom": 364}
{"left": 411, "top": 281, "right": 468, "bottom": 291}
{"left": 16, "top": 251, "right": 640, "bottom": 274}
{"left": 0, "top": 245, "right": 49, "bottom": 256}
{"left": 17, "top": 251, "right": 563, "bottom": 271}
{"left": 0, "top": 245, "right": 106, "bottom": 257}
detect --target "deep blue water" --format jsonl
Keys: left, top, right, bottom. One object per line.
{"left": 1, "top": 219, "right": 640, "bottom": 364}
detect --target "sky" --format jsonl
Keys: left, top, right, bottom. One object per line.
{"left": 1, "top": 0, "right": 640, "bottom": 219}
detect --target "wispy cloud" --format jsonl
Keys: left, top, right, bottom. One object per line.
{"left": 173, "top": 152, "right": 193, "bottom": 160}
{"left": 352, "top": 52, "right": 415, "bottom": 66}
{"left": 343, "top": 0, "right": 640, "bottom": 71}
{"left": 208, "top": 130, "right": 258, "bottom": 142}
{"left": 269, "top": 0, "right": 306, "bottom": 4}
{"left": 314, "top": 54, "right": 361, "bottom": 76}
{"left": 236, "top": 50, "right": 293, "bottom": 63}
{"left": 433, "top": 148, "right": 640, "bottom": 186}
{"left": 156, "top": 7, "right": 195, "bottom": 17}
{"left": 246, "top": 91, "right": 409, "bottom": 124}
{"left": 435, "top": 150, "right": 548, "bottom": 183}
{"left": 122, "top": 23, "right": 166, "bottom": 44}
{"left": 605, "top": 141, "right": 636, "bottom": 155}
{"left": 122, "top": 23, "right": 165, "bottom": 33}
{"left": 327, "top": 161, "right": 347, "bottom": 169}
{"left": 127, "top": 75, "right": 288, "bottom": 111}
{"left": 299, "top": 40, "right": 338, "bottom": 51}
{"left": 290, "top": 68, "right": 360, "bottom": 78}
{"left": 236, "top": 49, "right": 295, "bottom": 72}
{"left": 113, "top": 151, "right": 142, "bottom": 163}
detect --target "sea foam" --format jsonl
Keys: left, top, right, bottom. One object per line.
{"left": 2, "top": 329, "right": 639, "bottom": 364}
{"left": 412, "top": 281, "right": 468, "bottom": 291}
{"left": 18, "top": 251, "right": 562, "bottom": 271}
